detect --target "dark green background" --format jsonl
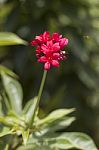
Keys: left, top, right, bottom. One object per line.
{"left": 0, "top": 0, "right": 99, "bottom": 148}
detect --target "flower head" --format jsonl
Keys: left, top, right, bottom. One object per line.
{"left": 31, "top": 31, "right": 68, "bottom": 70}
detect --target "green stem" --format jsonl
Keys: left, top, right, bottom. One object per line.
{"left": 30, "top": 70, "right": 47, "bottom": 126}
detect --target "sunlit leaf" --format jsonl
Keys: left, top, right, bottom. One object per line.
{"left": 23, "top": 99, "right": 35, "bottom": 115}
{"left": 22, "top": 129, "right": 30, "bottom": 146}
{"left": 1, "top": 92, "right": 11, "bottom": 112}
{"left": 4, "top": 144, "right": 9, "bottom": 150}
{"left": 51, "top": 132, "right": 98, "bottom": 150}
{"left": 0, "top": 65, "right": 18, "bottom": 78}
{"left": 0, "top": 32, "right": 27, "bottom": 46}
{"left": 0, "top": 127, "right": 13, "bottom": 137}
{"left": 0, "top": 116, "right": 17, "bottom": 127}
{"left": 51, "top": 138, "right": 73, "bottom": 149}
{"left": 37, "top": 108, "right": 75, "bottom": 126}
{"left": 17, "top": 132, "right": 98, "bottom": 150}
{"left": 39, "top": 117, "right": 75, "bottom": 135}
{"left": 16, "top": 145, "right": 52, "bottom": 150}
{"left": 24, "top": 97, "right": 38, "bottom": 125}
{"left": 1, "top": 72, "right": 23, "bottom": 115}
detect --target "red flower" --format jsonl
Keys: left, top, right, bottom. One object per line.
{"left": 31, "top": 31, "right": 68, "bottom": 70}
{"left": 31, "top": 31, "right": 50, "bottom": 46}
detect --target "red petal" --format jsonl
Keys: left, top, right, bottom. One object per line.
{"left": 52, "top": 43, "right": 60, "bottom": 52}
{"left": 52, "top": 53, "right": 60, "bottom": 59}
{"left": 43, "top": 31, "right": 50, "bottom": 41}
{"left": 41, "top": 44, "right": 48, "bottom": 53}
{"left": 31, "top": 40, "right": 37, "bottom": 46}
{"left": 44, "top": 62, "right": 51, "bottom": 70}
{"left": 60, "top": 38, "right": 68, "bottom": 48}
{"left": 47, "top": 40, "right": 53, "bottom": 47}
{"left": 36, "top": 46, "right": 41, "bottom": 52}
{"left": 51, "top": 60, "right": 59, "bottom": 67}
{"left": 36, "top": 36, "right": 42, "bottom": 42}
{"left": 52, "top": 33, "right": 59, "bottom": 41}
{"left": 38, "top": 56, "right": 47, "bottom": 62}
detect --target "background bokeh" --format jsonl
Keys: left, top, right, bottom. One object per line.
{"left": 0, "top": 0, "right": 99, "bottom": 148}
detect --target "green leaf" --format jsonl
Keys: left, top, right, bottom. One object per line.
{"left": 0, "top": 95, "right": 4, "bottom": 116}
{"left": 0, "top": 116, "right": 17, "bottom": 127}
{"left": 50, "top": 117, "right": 75, "bottom": 131}
{"left": 16, "top": 144, "right": 52, "bottom": 150}
{"left": 1, "top": 92, "right": 11, "bottom": 112}
{"left": 1, "top": 72, "right": 23, "bottom": 115}
{"left": 40, "top": 117, "right": 75, "bottom": 135}
{"left": 51, "top": 138, "right": 73, "bottom": 149}
{"left": 17, "top": 132, "right": 97, "bottom": 150}
{"left": 0, "top": 113, "right": 25, "bottom": 130}
{"left": 16, "top": 145, "right": 36, "bottom": 150}
{"left": 24, "top": 97, "right": 38, "bottom": 124}
{"left": 0, "top": 65, "right": 18, "bottom": 78}
{"left": 0, "top": 32, "right": 27, "bottom": 46}
{"left": 37, "top": 108, "right": 75, "bottom": 126}
{"left": 0, "top": 93, "right": 10, "bottom": 115}
{"left": 4, "top": 144, "right": 9, "bottom": 150}
{"left": 0, "top": 127, "right": 13, "bottom": 137}
{"left": 23, "top": 99, "right": 36, "bottom": 115}
{"left": 51, "top": 132, "right": 98, "bottom": 150}
{"left": 22, "top": 129, "right": 30, "bottom": 146}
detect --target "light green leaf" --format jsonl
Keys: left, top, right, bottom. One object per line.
{"left": 0, "top": 116, "right": 18, "bottom": 127}
{"left": 0, "top": 95, "right": 4, "bottom": 116}
{"left": 52, "top": 132, "right": 98, "bottom": 150}
{"left": 0, "top": 113, "right": 25, "bottom": 129}
{"left": 16, "top": 145, "right": 52, "bottom": 150}
{"left": 4, "top": 144, "right": 9, "bottom": 150}
{"left": 0, "top": 32, "right": 27, "bottom": 46}
{"left": 17, "top": 132, "right": 98, "bottom": 150}
{"left": 39, "top": 117, "right": 75, "bottom": 135}
{"left": 16, "top": 145, "right": 36, "bottom": 150}
{"left": 37, "top": 108, "right": 75, "bottom": 126}
{"left": 22, "top": 129, "right": 30, "bottom": 146}
{"left": 24, "top": 97, "right": 38, "bottom": 124}
{"left": 0, "top": 127, "right": 13, "bottom": 137}
{"left": 2, "top": 92, "right": 11, "bottom": 111}
{"left": 0, "top": 65, "right": 18, "bottom": 78}
{"left": 23, "top": 99, "right": 35, "bottom": 114}
{"left": 49, "top": 117, "right": 75, "bottom": 131}
{"left": 7, "top": 110, "right": 25, "bottom": 126}
{"left": 1, "top": 72, "right": 23, "bottom": 115}
{"left": 51, "top": 138, "right": 73, "bottom": 149}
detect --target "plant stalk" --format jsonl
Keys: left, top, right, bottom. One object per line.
{"left": 30, "top": 70, "right": 47, "bottom": 126}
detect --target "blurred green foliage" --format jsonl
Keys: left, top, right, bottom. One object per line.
{"left": 0, "top": 0, "right": 99, "bottom": 148}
